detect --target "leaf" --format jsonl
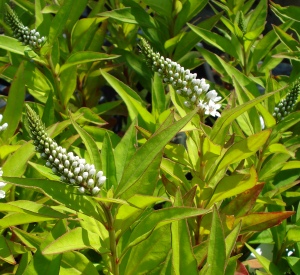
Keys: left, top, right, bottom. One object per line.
{"left": 0, "top": 212, "right": 56, "bottom": 228}
{"left": 60, "top": 251, "right": 101, "bottom": 275}
{"left": 245, "top": 243, "right": 282, "bottom": 275}
{"left": 152, "top": 73, "right": 166, "bottom": 120}
{"left": 285, "top": 257, "right": 300, "bottom": 275}
{"left": 102, "top": 70, "right": 155, "bottom": 131}
{"left": 188, "top": 24, "right": 239, "bottom": 59}
{"left": 99, "top": 8, "right": 144, "bottom": 25}
{"left": 114, "top": 109, "right": 197, "bottom": 198}
{"left": 0, "top": 36, "right": 41, "bottom": 61}
{"left": 206, "top": 206, "right": 226, "bottom": 275}
{"left": 207, "top": 168, "right": 257, "bottom": 208}
{"left": 236, "top": 211, "right": 295, "bottom": 234}
{"left": 209, "top": 90, "right": 280, "bottom": 145}
{"left": 43, "top": 227, "right": 109, "bottom": 255}
{"left": 60, "top": 52, "right": 119, "bottom": 73}
{"left": 215, "top": 130, "right": 271, "bottom": 174}
{"left": 22, "top": 220, "right": 66, "bottom": 275}
{"left": 221, "top": 183, "right": 265, "bottom": 218}
{"left": 270, "top": 2, "right": 300, "bottom": 22}
{"left": 171, "top": 190, "right": 198, "bottom": 275}
{"left": 121, "top": 207, "right": 210, "bottom": 259}
{"left": 225, "top": 223, "right": 241, "bottom": 261}
{"left": 48, "top": 0, "right": 74, "bottom": 46}
{"left": 114, "top": 120, "right": 137, "bottom": 183}
{"left": 286, "top": 226, "right": 300, "bottom": 246}
{"left": 273, "top": 25, "right": 299, "bottom": 51}
{"left": 0, "top": 236, "right": 17, "bottom": 264}
{"left": 101, "top": 133, "right": 117, "bottom": 189}
{"left": 3, "top": 177, "right": 103, "bottom": 221}
{"left": 60, "top": 66, "right": 77, "bottom": 106}
{"left": 2, "top": 62, "right": 25, "bottom": 141}
{"left": 69, "top": 112, "right": 102, "bottom": 171}
{"left": 2, "top": 142, "right": 35, "bottom": 177}
{"left": 121, "top": 225, "right": 171, "bottom": 275}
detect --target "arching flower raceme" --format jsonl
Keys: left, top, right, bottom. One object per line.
{"left": 5, "top": 3, "right": 45, "bottom": 49}
{"left": 26, "top": 105, "right": 106, "bottom": 195}
{"left": 273, "top": 81, "right": 300, "bottom": 122}
{"left": 139, "top": 38, "right": 222, "bottom": 117}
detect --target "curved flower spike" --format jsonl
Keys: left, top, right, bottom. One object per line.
{"left": 26, "top": 105, "right": 106, "bottom": 195}
{"left": 5, "top": 4, "right": 46, "bottom": 49}
{"left": 139, "top": 38, "right": 222, "bottom": 117}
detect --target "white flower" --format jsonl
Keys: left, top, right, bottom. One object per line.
{"left": 206, "top": 90, "right": 222, "bottom": 102}
{"left": 0, "top": 182, "right": 7, "bottom": 188}
{"left": 0, "top": 190, "right": 5, "bottom": 199}
{"left": 204, "top": 100, "right": 221, "bottom": 117}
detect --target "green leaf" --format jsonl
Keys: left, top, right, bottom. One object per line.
{"left": 2, "top": 62, "right": 25, "bottom": 141}
{"left": 270, "top": 2, "right": 300, "bottom": 22}
{"left": 60, "top": 66, "right": 77, "bottom": 106}
{"left": 152, "top": 73, "right": 166, "bottom": 120}
{"left": 225, "top": 223, "right": 241, "bottom": 261}
{"left": 3, "top": 177, "right": 103, "bottom": 221}
{"left": 221, "top": 183, "right": 264, "bottom": 218}
{"left": 102, "top": 70, "right": 155, "bottom": 131}
{"left": 99, "top": 7, "right": 154, "bottom": 27}
{"left": 188, "top": 24, "right": 239, "bottom": 59}
{"left": 114, "top": 120, "right": 137, "bottom": 183}
{"left": 215, "top": 130, "right": 271, "bottom": 174}
{"left": 0, "top": 236, "right": 17, "bottom": 264}
{"left": 0, "top": 36, "right": 41, "bottom": 61}
{"left": 207, "top": 167, "right": 257, "bottom": 208}
{"left": 0, "top": 200, "right": 68, "bottom": 219}
{"left": 206, "top": 206, "right": 226, "bottom": 275}
{"left": 122, "top": 207, "right": 210, "bottom": 259}
{"left": 273, "top": 25, "right": 299, "bottom": 51}
{"left": 172, "top": 190, "right": 198, "bottom": 275}
{"left": 69, "top": 112, "right": 102, "bottom": 171}
{"left": 286, "top": 226, "right": 300, "bottom": 246}
{"left": 236, "top": 211, "right": 295, "bottom": 234}
{"left": 48, "top": 0, "right": 74, "bottom": 46}
{"left": 174, "top": 12, "right": 222, "bottom": 60}
{"left": 101, "top": 133, "right": 117, "bottom": 189}
{"left": 285, "top": 257, "right": 300, "bottom": 275}
{"left": 60, "top": 251, "right": 100, "bottom": 275}
{"left": 0, "top": 212, "right": 56, "bottom": 228}
{"left": 115, "top": 109, "right": 197, "bottom": 198}
{"left": 42, "top": 227, "right": 109, "bottom": 255}
{"left": 22, "top": 220, "right": 66, "bottom": 275}
{"left": 210, "top": 90, "right": 280, "bottom": 144}
{"left": 60, "top": 52, "right": 119, "bottom": 73}
{"left": 2, "top": 142, "right": 35, "bottom": 177}
{"left": 121, "top": 225, "right": 171, "bottom": 275}
{"left": 245, "top": 243, "right": 282, "bottom": 275}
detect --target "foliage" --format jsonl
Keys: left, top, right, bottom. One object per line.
{"left": 0, "top": 0, "right": 299, "bottom": 274}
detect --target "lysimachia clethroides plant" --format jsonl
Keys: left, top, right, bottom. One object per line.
{"left": 26, "top": 105, "right": 106, "bottom": 195}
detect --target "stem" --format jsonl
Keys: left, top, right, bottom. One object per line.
{"left": 102, "top": 203, "right": 119, "bottom": 275}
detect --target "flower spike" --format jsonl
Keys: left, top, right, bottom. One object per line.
{"left": 26, "top": 105, "right": 106, "bottom": 195}
{"left": 139, "top": 38, "right": 222, "bottom": 117}
{"left": 5, "top": 3, "right": 46, "bottom": 49}
{"left": 273, "top": 81, "right": 300, "bottom": 122}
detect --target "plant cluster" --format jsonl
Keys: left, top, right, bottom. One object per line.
{"left": 0, "top": 1, "right": 299, "bottom": 275}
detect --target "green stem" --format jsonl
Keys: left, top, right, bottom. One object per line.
{"left": 102, "top": 203, "right": 119, "bottom": 275}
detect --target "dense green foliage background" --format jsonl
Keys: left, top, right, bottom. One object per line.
{"left": 0, "top": 0, "right": 300, "bottom": 274}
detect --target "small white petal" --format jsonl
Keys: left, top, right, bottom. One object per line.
{"left": 0, "top": 190, "right": 5, "bottom": 199}
{"left": 92, "top": 186, "right": 100, "bottom": 194}
{"left": 78, "top": 187, "right": 85, "bottom": 193}
{"left": 0, "top": 181, "right": 6, "bottom": 187}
